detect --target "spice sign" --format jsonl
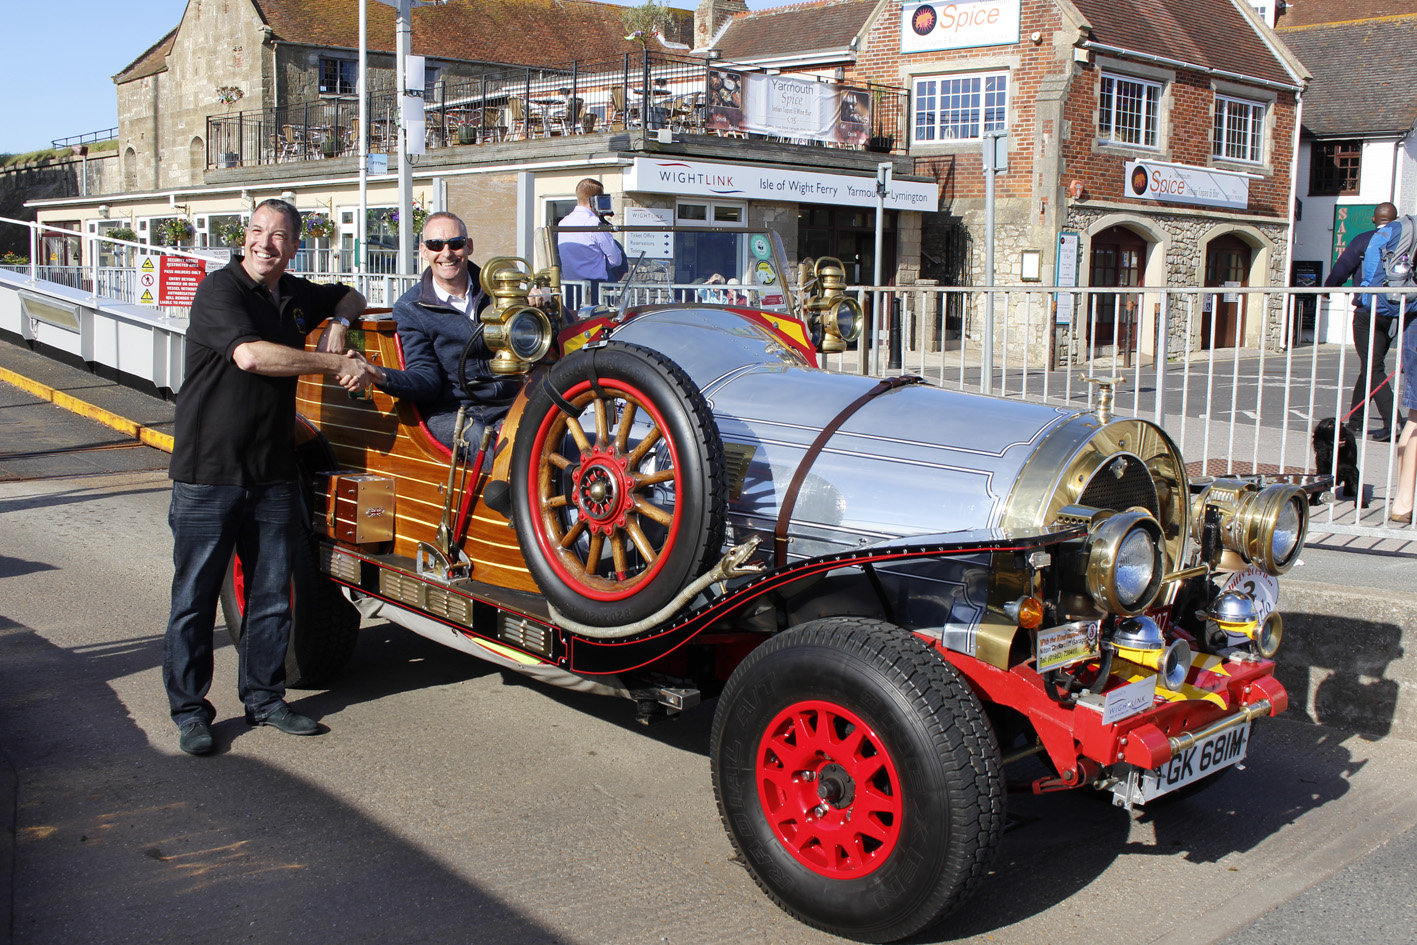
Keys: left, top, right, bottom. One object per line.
{"left": 158, "top": 255, "right": 211, "bottom": 307}
{"left": 900, "top": 0, "right": 1021, "bottom": 53}
{"left": 1125, "top": 160, "right": 1249, "bottom": 210}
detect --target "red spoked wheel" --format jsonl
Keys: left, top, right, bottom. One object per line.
{"left": 530, "top": 377, "right": 682, "bottom": 600}
{"left": 510, "top": 342, "right": 726, "bottom": 627}
{"left": 757, "top": 700, "right": 903, "bottom": 878}
{"left": 712, "top": 618, "right": 1004, "bottom": 943}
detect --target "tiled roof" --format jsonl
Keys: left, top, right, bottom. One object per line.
{"left": 251, "top": 0, "right": 693, "bottom": 66}
{"left": 715, "top": 0, "right": 876, "bottom": 62}
{"left": 1278, "top": 16, "right": 1417, "bottom": 137}
{"left": 1072, "top": 0, "right": 1297, "bottom": 87}
{"left": 114, "top": 27, "right": 177, "bottom": 83}
{"left": 1276, "top": 0, "right": 1417, "bottom": 28}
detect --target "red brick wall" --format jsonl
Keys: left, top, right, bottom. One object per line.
{"left": 846, "top": 0, "right": 1296, "bottom": 218}
{"left": 1061, "top": 63, "right": 1296, "bottom": 217}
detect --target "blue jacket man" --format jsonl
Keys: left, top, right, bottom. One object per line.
{"left": 1325, "top": 202, "right": 1407, "bottom": 439}
{"left": 369, "top": 211, "right": 520, "bottom": 450}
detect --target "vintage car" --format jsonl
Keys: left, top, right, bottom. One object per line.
{"left": 222, "top": 226, "right": 1309, "bottom": 943}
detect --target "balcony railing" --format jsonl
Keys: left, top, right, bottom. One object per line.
{"left": 206, "top": 52, "right": 908, "bottom": 169}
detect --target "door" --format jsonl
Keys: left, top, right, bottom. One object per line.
{"left": 1203, "top": 235, "right": 1251, "bottom": 349}
{"left": 1087, "top": 225, "right": 1145, "bottom": 353}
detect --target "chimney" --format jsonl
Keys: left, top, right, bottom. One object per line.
{"left": 695, "top": 0, "right": 749, "bottom": 51}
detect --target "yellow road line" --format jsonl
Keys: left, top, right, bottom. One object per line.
{"left": 0, "top": 365, "right": 175, "bottom": 454}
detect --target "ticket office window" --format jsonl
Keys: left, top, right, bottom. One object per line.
{"left": 675, "top": 200, "right": 745, "bottom": 285}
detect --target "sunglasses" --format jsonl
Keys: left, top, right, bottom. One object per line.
{"left": 423, "top": 237, "right": 468, "bottom": 252}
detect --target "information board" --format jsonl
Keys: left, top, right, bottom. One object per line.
{"left": 158, "top": 256, "right": 211, "bottom": 307}
{"left": 136, "top": 257, "right": 158, "bottom": 306}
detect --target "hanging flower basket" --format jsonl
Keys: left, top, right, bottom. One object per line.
{"left": 154, "top": 218, "right": 194, "bottom": 246}
{"left": 304, "top": 212, "right": 333, "bottom": 239}
{"left": 386, "top": 206, "right": 429, "bottom": 236}
{"left": 215, "top": 221, "right": 246, "bottom": 247}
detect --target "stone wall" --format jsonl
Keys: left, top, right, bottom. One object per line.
{"left": 0, "top": 154, "right": 120, "bottom": 256}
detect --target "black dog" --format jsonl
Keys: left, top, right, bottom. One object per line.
{"left": 1313, "top": 417, "right": 1365, "bottom": 505}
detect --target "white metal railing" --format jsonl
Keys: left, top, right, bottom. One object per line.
{"left": 4, "top": 214, "right": 1413, "bottom": 540}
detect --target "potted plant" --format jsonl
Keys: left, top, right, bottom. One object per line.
{"left": 865, "top": 82, "right": 895, "bottom": 152}
{"left": 215, "top": 221, "right": 246, "bottom": 248}
{"left": 154, "top": 218, "right": 194, "bottom": 247}
{"left": 215, "top": 85, "right": 245, "bottom": 167}
{"left": 304, "top": 212, "right": 333, "bottom": 239}
{"left": 386, "top": 205, "right": 429, "bottom": 236}
{"left": 109, "top": 226, "right": 138, "bottom": 244}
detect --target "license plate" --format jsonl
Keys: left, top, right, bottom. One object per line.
{"left": 1137, "top": 721, "right": 1250, "bottom": 802}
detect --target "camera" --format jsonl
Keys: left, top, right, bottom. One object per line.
{"left": 592, "top": 194, "right": 614, "bottom": 216}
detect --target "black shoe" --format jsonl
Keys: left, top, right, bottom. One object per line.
{"left": 245, "top": 704, "right": 321, "bottom": 736}
{"left": 1370, "top": 427, "right": 1393, "bottom": 442}
{"left": 178, "top": 719, "right": 214, "bottom": 755}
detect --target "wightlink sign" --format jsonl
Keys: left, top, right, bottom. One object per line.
{"left": 901, "top": 0, "right": 1021, "bottom": 53}
{"left": 1124, "top": 160, "right": 1250, "bottom": 210}
{"left": 622, "top": 158, "right": 936, "bottom": 212}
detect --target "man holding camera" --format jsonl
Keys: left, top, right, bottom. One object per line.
{"left": 557, "top": 179, "right": 624, "bottom": 305}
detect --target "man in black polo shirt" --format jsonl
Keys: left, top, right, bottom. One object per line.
{"left": 164, "top": 198, "right": 375, "bottom": 756}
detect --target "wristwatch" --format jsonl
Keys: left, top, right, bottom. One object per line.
{"left": 331, "top": 316, "right": 351, "bottom": 327}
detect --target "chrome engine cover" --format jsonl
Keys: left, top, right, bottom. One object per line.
{"left": 610, "top": 308, "right": 1191, "bottom": 570}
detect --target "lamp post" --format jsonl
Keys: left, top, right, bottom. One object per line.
{"left": 368, "top": 0, "right": 443, "bottom": 276}
{"left": 981, "top": 131, "right": 1007, "bottom": 395}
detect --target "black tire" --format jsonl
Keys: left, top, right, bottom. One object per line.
{"left": 510, "top": 342, "right": 727, "bottom": 627}
{"left": 220, "top": 531, "right": 360, "bottom": 688}
{"left": 711, "top": 618, "right": 1004, "bottom": 943}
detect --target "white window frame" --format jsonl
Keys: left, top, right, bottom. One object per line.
{"left": 911, "top": 71, "right": 1009, "bottom": 144}
{"left": 675, "top": 199, "right": 746, "bottom": 226}
{"left": 1099, "top": 73, "right": 1161, "bottom": 149}
{"left": 1213, "top": 95, "right": 1266, "bottom": 164}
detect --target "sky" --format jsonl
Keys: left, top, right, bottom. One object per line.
{"left": 0, "top": 0, "right": 788, "bottom": 155}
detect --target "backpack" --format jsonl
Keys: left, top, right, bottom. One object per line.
{"left": 1381, "top": 214, "right": 1417, "bottom": 298}
{"left": 1361, "top": 215, "right": 1417, "bottom": 317}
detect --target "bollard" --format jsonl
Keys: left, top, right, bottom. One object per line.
{"left": 888, "top": 297, "right": 902, "bottom": 370}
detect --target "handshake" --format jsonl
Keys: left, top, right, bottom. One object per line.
{"left": 335, "top": 349, "right": 381, "bottom": 393}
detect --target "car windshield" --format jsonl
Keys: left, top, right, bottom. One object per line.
{"left": 541, "top": 223, "right": 793, "bottom": 313}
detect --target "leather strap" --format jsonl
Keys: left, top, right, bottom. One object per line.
{"left": 773, "top": 375, "right": 922, "bottom": 567}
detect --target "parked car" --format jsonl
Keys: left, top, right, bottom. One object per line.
{"left": 223, "top": 227, "right": 1311, "bottom": 943}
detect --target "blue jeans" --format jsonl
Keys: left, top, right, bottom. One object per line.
{"left": 163, "top": 481, "right": 300, "bottom": 727}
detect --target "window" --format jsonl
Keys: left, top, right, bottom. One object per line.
{"left": 1309, "top": 140, "right": 1362, "bottom": 196}
{"left": 912, "top": 72, "right": 1008, "bottom": 143}
{"left": 320, "top": 58, "right": 357, "bottom": 96}
{"left": 1099, "top": 73, "right": 1160, "bottom": 148}
{"left": 1213, "top": 96, "right": 1265, "bottom": 163}
{"left": 676, "top": 200, "right": 745, "bottom": 225}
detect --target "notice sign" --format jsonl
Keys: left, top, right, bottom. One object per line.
{"left": 622, "top": 206, "right": 673, "bottom": 260}
{"left": 137, "top": 257, "right": 158, "bottom": 306}
{"left": 900, "top": 0, "right": 1021, "bottom": 53}
{"left": 158, "top": 255, "right": 210, "bottom": 307}
{"left": 1125, "top": 160, "right": 1249, "bottom": 210}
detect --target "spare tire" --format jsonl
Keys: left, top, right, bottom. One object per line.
{"left": 510, "top": 342, "right": 727, "bottom": 627}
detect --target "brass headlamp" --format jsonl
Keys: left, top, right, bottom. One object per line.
{"left": 799, "top": 257, "right": 864, "bottom": 353}
{"left": 1192, "top": 479, "right": 1308, "bottom": 575}
{"left": 479, "top": 256, "right": 555, "bottom": 375}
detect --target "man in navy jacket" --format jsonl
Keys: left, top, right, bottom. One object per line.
{"left": 1326, "top": 202, "right": 1400, "bottom": 439}
{"left": 366, "top": 212, "right": 520, "bottom": 450}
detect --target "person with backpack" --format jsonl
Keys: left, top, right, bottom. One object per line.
{"left": 1326, "top": 202, "right": 1402, "bottom": 441}
{"left": 1358, "top": 206, "right": 1417, "bottom": 443}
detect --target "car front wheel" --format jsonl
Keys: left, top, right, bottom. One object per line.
{"left": 710, "top": 617, "right": 1004, "bottom": 943}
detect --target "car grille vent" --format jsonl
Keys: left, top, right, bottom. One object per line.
{"left": 499, "top": 614, "right": 554, "bottom": 657}
{"left": 378, "top": 570, "right": 474, "bottom": 626}
{"left": 320, "top": 545, "right": 361, "bottom": 584}
{"left": 1079, "top": 455, "right": 1160, "bottom": 518}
